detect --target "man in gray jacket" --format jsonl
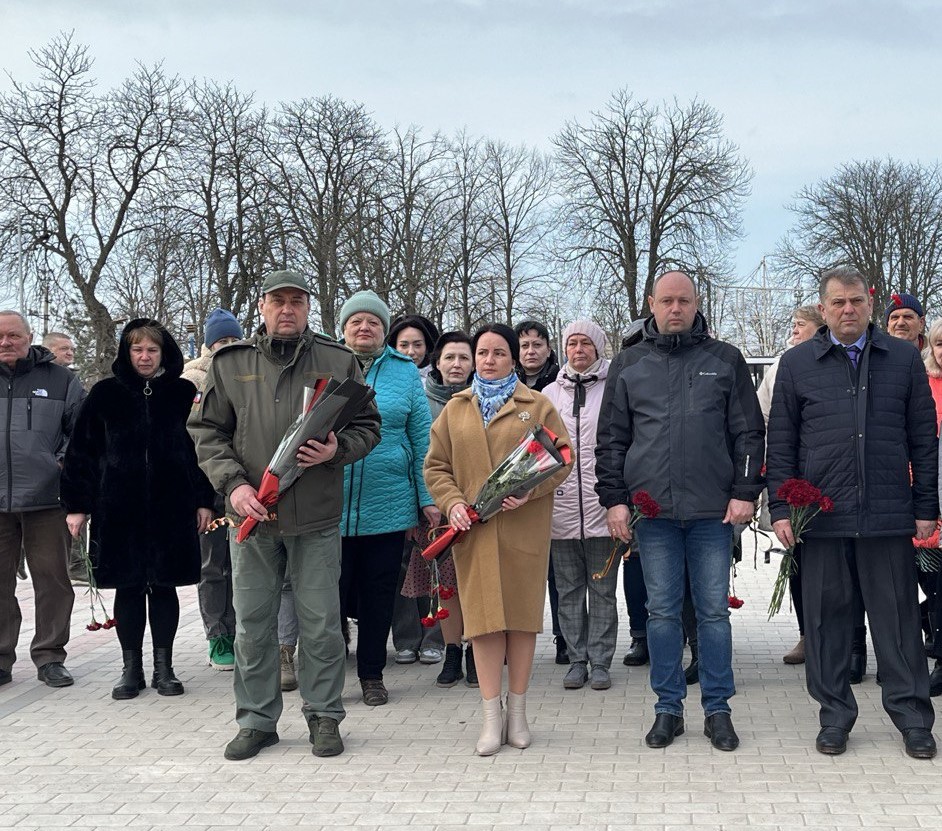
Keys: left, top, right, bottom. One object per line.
{"left": 189, "top": 272, "right": 381, "bottom": 761}
{"left": 0, "top": 311, "right": 84, "bottom": 688}
{"left": 595, "top": 272, "right": 764, "bottom": 752}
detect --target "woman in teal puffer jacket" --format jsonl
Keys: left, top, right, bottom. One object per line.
{"left": 337, "top": 290, "right": 439, "bottom": 707}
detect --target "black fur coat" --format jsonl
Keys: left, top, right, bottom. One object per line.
{"left": 61, "top": 319, "right": 215, "bottom": 589}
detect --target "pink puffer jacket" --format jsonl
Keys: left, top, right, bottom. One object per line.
{"left": 542, "top": 359, "right": 610, "bottom": 540}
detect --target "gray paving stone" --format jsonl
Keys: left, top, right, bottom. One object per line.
{"left": 4, "top": 539, "right": 941, "bottom": 830}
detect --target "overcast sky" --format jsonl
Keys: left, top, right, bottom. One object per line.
{"left": 2, "top": 0, "right": 939, "bottom": 283}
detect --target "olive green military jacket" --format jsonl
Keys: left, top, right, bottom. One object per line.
{"left": 188, "top": 327, "right": 381, "bottom": 536}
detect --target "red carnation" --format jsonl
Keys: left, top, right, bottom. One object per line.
{"left": 632, "top": 490, "right": 661, "bottom": 519}
{"left": 595, "top": 491, "right": 661, "bottom": 580}
{"left": 526, "top": 440, "right": 542, "bottom": 455}
{"left": 420, "top": 616, "right": 436, "bottom": 628}
{"left": 769, "top": 478, "right": 832, "bottom": 618}
{"left": 869, "top": 287, "right": 876, "bottom": 296}
{"left": 787, "top": 482, "right": 821, "bottom": 508}
{"left": 892, "top": 293, "right": 902, "bottom": 306}
{"left": 438, "top": 587, "right": 455, "bottom": 600}
{"left": 776, "top": 478, "right": 797, "bottom": 501}
{"left": 86, "top": 622, "right": 102, "bottom": 631}
{"left": 728, "top": 595, "right": 744, "bottom": 609}
{"left": 434, "top": 608, "right": 450, "bottom": 620}
{"left": 777, "top": 478, "right": 820, "bottom": 507}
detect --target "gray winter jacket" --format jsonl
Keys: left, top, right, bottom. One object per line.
{"left": 0, "top": 346, "right": 85, "bottom": 512}
{"left": 595, "top": 312, "right": 765, "bottom": 520}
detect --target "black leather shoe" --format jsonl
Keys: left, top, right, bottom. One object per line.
{"left": 644, "top": 713, "right": 684, "bottom": 748}
{"left": 929, "top": 662, "right": 942, "bottom": 697}
{"left": 623, "top": 638, "right": 649, "bottom": 667}
{"left": 0, "top": 668, "right": 11, "bottom": 687}
{"left": 815, "top": 726, "right": 848, "bottom": 755}
{"left": 903, "top": 728, "right": 937, "bottom": 759}
{"left": 37, "top": 662, "right": 74, "bottom": 688}
{"left": 849, "top": 650, "right": 866, "bottom": 685}
{"left": 704, "top": 712, "right": 739, "bottom": 751}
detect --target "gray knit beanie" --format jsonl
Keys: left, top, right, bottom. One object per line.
{"left": 339, "top": 290, "right": 391, "bottom": 335}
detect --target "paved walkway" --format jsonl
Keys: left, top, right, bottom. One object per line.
{"left": 2, "top": 539, "right": 939, "bottom": 831}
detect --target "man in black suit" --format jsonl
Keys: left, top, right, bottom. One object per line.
{"left": 767, "top": 265, "right": 938, "bottom": 758}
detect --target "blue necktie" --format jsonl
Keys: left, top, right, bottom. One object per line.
{"left": 846, "top": 345, "right": 860, "bottom": 369}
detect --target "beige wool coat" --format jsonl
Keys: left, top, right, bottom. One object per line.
{"left": 424, "top": 382, "right": 573, "bottom": 638}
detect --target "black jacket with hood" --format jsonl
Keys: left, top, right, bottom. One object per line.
{"left": 595, "top": 311, "right": 765, "bottom": 520}
{"left": 61, "top": 319, "right": 215, "bottom": 589}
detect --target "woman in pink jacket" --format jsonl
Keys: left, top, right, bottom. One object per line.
{"left": 542, "top": 320, "right": 617, "bottom": 691}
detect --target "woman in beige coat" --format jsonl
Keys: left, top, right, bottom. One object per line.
{"left": 425, "top": 323, "right": 572, "bottom": 755}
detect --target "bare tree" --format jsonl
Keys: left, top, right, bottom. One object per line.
{"left": 553, "top": 91, "right": 752, "bottom": 320}
{"left": 443, "top": 134, "right": 496, "bottom": 332}
{"left": 484, "top": 140, "right": 554, "bottom": 325}
{"left": 778, "top": 158, "right": 942, "bottom": 318}
{"left": 177, "top": 81, "right": 275, "bottom": 336}
{"left": 266, "top": 95, "right": 387, "bottom": 334}
{"left": 384, "top": 127, "right": 455, "bottom": 317}
{"left": 0, "top": 34, "right": 184, "bottom": 380}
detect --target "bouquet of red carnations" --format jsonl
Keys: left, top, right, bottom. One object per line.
{"left": 591, "top": 491, "right": 661, "bottom": 580}
{"left": 420, "top": 423, "right": 571, "bottom": 561}
{"left": 235, "top": 375, "right": 375, "bottom": 542}
{"left": 767, "top": 478, "right": 833, "bottom": 619}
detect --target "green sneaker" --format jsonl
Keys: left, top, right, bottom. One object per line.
{"left": 224, "top": 728, "right": 279, "bottom": 761}
{"left": 308, "top": 716, "right": 345, "bottom": 757}
{"left": 209, "top": 635, "right": 235, "bottom": 671}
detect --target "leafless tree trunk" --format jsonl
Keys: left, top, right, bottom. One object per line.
{"left": 444, "top": 134, "right": 495, "bottom": 332}
{"left": 484, "top": 140, "right": 554, "bottom": 325}
{"left": 177, "top": 81, "right": 275, "bottom": 337}
{"left": 553, "top": 91, "right": 751, "bottom": 321}
{"left": 0, "top": 34, "right": 184, "bottom": 380}
{"left": 266, "top": 95, "right": 387, "bottom": 335}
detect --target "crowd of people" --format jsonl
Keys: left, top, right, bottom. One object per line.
{"left": 2, "top": 263, "right": 941, "bottom": 762}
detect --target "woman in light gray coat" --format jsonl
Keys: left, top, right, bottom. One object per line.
{"left": 542, "top": 320, "right": 617, "bottom": 691}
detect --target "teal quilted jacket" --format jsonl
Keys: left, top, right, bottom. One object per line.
{"left": 341, "top": 346, "right": 433, "bottom": 536}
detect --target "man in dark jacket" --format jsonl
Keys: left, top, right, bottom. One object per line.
{"left": 190, "top": 271, "right": 381, "bottom": 762}
{"left": 767, "top": 265, "right": 938, "bottom": 759}
{"left": 0, "top": 311, "right": 84, "bottom": 688}
{"left": 596, "top": 272, "right": 764, "bottom": 751}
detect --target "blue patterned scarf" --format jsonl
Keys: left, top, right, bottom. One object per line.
{"left": 471, "top": 371, "right": 518, "bottom": 426}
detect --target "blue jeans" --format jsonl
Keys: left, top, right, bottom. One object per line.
{"left": 622, "top": 549, "right": 648, "bottom": 639}
{"left": 635, "top": 518, "right": 735, "bottom": 718}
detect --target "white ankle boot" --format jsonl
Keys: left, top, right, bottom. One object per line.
{"left": 475, "top": 695, "right": 503, "bottom": 756}
{"left": 505, "top": 691, "right": 531, "bottom": 749}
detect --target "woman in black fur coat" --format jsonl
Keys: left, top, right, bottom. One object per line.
{"left": 61, "top": 319, "right": 215, "bottom": 700}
